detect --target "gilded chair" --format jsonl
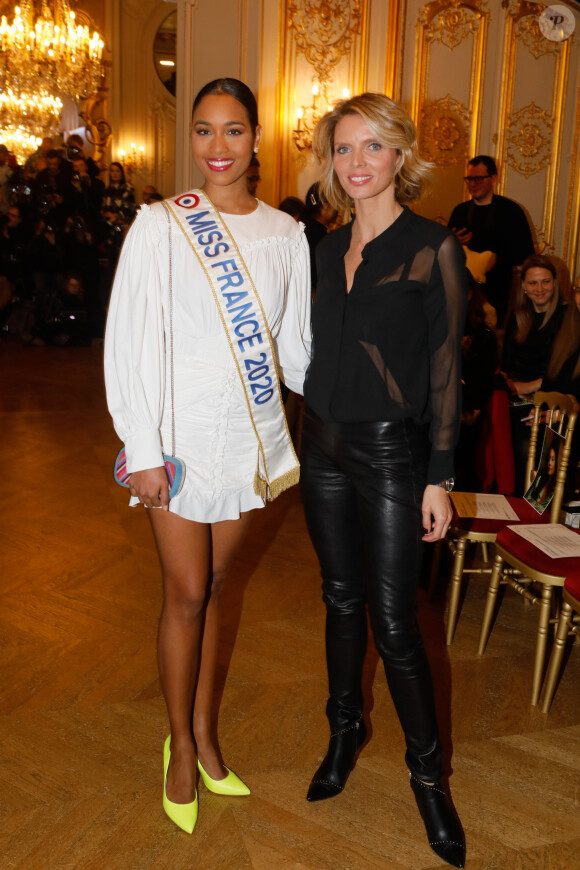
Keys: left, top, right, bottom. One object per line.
{"left": 539, "top": 574, "right": 580, "bottom": 712}
{"left": 477, "top": 392, "right": 579, "bottom": 706}
{"left": 445, "top": 390, "right": 566, "bottom": 645}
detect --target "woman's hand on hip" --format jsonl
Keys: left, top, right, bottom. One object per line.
{"left": 421, "top": 484, "right": 452, "bottom": 542}
{"left": 129, "top": 467, "right": 170, "bottom": 510}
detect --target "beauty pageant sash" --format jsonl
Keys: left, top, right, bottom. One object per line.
{"left": 165, "top": 189, "right": 299, "bottom": 501}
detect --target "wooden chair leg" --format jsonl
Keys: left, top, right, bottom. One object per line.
{"left": 540, "top": 601, "right": 572, "bottom": 713}
{"left": 446, "top": 537, "right": 466, "bottom": 645}
{"left": 531, "top": 584, "right": 553, "bottom": 707}
{"left": 478, "top": 552, "right": 504, "bottom": 655}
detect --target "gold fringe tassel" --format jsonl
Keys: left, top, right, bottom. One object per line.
{"left": 254, "top": 465, "right": 300, "bottom": 502}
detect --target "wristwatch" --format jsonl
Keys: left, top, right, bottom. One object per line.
{"left": 436, "top": 477, "right": 455, "bottom": 492}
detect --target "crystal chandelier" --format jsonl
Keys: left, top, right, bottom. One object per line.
{"left": 0, "top": 1, "right": 105, "bottom": 162}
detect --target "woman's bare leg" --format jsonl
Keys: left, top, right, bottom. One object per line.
{"left": 149, "top": 510, "right": 211, "bottom": 804}
{"left": 193, "top": 512, "right": 254, "bottom": 779}
{"left": 149, "top": 509, "right": 253, "bottom": 800}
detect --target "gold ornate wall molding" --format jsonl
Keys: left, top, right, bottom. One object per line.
{"left": 495, "top": 1, "right": 571, "bottom": 251}
{"left": 275, "top": 0, "right": 367, "bottom": 198}
{"left": 414, "top": 0, "right": 488, "bottom": 162}
{"left": 80, "top": 89, "right": 112, "bottom": 169}
{"left": 513, "top": 5, "right": 559, "bottom": 58}
{"left": 418, "top": 0, "right": 484, "bottom": 49}
{"left": 563, "top": 73, "right": 580, "bottom": 271}
{"left": 505, "top": 101, "right": 553, "bottom": 178}
{"left": 287, "top": 0, "right": 362, "bottom": 82}
{"left": 384, "top": 0, "right": 405, "bottom": 100}
{"left": 419, "top": 94, "right": 470, "bottom": 166}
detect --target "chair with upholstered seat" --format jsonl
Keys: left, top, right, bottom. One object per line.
{"left": 539, "top": 573, "right": 580, "bottom": 712}
{"left": 445, "top": 390, "right": 569, "bottom": 645}
{"left": 476, "top": 392, "right": 579, "bottom": 706}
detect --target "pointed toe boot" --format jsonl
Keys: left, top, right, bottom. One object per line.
{"left": 410, "top": 773, "right": 465, "bottom": 868}
{"left": 306, "top": 717, "right": 366, "bottom": 802}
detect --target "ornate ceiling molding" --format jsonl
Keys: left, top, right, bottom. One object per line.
{"left": 287, "top": 0, "right": 361, "bottom": 81}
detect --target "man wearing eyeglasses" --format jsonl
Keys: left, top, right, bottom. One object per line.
{"left": 448, "top": 155, "right": 534, "bottom": 325}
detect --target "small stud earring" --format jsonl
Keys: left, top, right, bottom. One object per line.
{"left": 254, "top": 147, "right": 259, "bottom": 154}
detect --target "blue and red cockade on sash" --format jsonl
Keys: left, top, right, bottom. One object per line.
{"left": 174, "top": 192, "right": 274, "bottom": 406}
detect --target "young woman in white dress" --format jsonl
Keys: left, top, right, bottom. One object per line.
{"left": 104, "top": 78, "right": 311, "bottom": 833}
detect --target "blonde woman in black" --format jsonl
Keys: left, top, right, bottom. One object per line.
{"left": 301, "top": 93, "right": 467, "bottom": 868}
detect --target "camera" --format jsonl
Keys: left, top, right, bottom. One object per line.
{"left": 67, "top": 145, "right": 81, "bottom": 160}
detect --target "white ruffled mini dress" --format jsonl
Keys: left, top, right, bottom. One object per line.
{"left": 104, "top": 198, "right": 311, "bottom": 522}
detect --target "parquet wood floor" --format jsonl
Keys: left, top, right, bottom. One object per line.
{"left": 1, "top": 342, "right": 579, "bottom": 870}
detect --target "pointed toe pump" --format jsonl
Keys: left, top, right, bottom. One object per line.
{"left": 197, "top": 759, "right": 250, "bottom": 796}
{"left": 163, "top": 736, "right": 198, "bottom": 834}
{"left": 409, "top": 773, "right": 465, "bottom": 868}
{"left": 307, "top": 716, "right": 367, "bottom": 802}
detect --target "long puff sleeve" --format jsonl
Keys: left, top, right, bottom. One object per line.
{"left": 425, "top": 234, "right": 468, "bottom": 483}
{"left": 274, "top": 225, "right": 312, "bottom": 395}
{"left": 104, "top": 205, "right": 168, "bottom": 473}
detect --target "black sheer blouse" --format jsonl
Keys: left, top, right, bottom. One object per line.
{"left": 303, "top": 207, "right": 467, "bottom": 484}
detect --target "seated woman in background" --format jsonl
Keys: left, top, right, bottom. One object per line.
{"left": 501, "top": 254, "right": 565, "bottom": 491}
{"left": 501, "top": 254, "right": 565, "bottom": 396}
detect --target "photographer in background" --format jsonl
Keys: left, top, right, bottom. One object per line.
{"left": 24, "top": 137, "right": 54, "bottom": 180}
{"left": 27, "top": 217, "right": 65, "bottom": 341}
{"left": 63, "top": 133, "right": 100, "bottom": 182}
{"left": 68, "top": 156, "right": 105, "bottom": 227}
{"left": 33, "top": 150, "right": 69, "bottom": 228}
{"left": 95, "top": 203, "right": 128, "bottom": 337}
{"left": 39, "top": 272, "right": 91, "bottom": 347}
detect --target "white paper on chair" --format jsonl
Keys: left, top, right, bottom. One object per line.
{"left": 450, "top": 492, "right": 520, "bottom": 520}
{"left": 507, "top": 524, "right": 580, "bottom": 559}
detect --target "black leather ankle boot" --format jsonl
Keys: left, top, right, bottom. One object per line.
{"left": 306, "top": 716, "right": 367, "bottom": 802}
{"left": 409, "top": 773, "right": 466, "bottom": 868}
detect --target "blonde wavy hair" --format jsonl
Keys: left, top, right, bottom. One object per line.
{"left": 312, "top": 92, "right": 432, "bottom": 211}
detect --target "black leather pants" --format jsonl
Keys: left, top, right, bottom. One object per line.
{"left": 301, "top": 407, "right": 443, "bottom": 783}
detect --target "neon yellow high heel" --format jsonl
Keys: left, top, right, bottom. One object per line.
{"left": 163, "top": 736, "right": 198, "bottom": 833}
{"left": 197, "top": 759, "right": 250, "bottom": 796}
